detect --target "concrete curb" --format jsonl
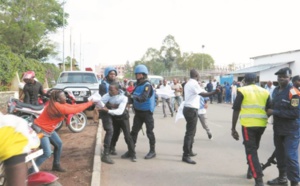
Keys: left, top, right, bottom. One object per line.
{"left": 91, "top": 122, "right": 102, "bottom": 186}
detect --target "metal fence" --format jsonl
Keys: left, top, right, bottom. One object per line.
{"left": 160, "top": 69, "right": 232, "bottom": 80}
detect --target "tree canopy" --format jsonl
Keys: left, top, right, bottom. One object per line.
{"left": 0, "top": 0, "right": 68, "bottom": 61}
{"left": 132, "top": 35, "right": 215, "bottom": 76}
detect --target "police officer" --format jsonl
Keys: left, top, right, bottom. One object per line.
{"left": 266, "top": 67, "right": 300, "bottom": 186}
{"left": 121, "top": 64, "right": 157, "bottom": 159}
{"left": 99, "top": 67, "right": 118, "bottom": 96}
{"left": 231, "top": 73, "right": 271, "bottom": 186}
{"left": 99, "top": 67, "right": 121, "bottom": 155}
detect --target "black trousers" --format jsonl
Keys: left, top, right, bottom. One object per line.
{"left": 242, "top": 126, "right": 266, "bottom": 179}
{"left": 131, "top": 110, "right": 156, "bottom": 146}
{"left": 100, "top": 112, "right": 114, "bottom": 149}
{"left": 110, "top": 116, "right": 136, "bottom": 156}
{"left": 183, "top": 107, "right": 198, "bottom": 157}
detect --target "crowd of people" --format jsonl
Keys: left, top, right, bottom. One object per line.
{"left": 1, "top": 66, "right": 300, "bottom": 186}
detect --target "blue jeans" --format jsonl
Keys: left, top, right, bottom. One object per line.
{"left": 35, "top": 131, "right": 63, "bottom": 167}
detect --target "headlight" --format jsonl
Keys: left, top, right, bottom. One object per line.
{"left": 73, "top": 91, "right": 80, "bottom": 96}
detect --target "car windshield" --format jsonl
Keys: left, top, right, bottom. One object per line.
{"left": 58, "top": 73, "right": 98, "bottom": 83}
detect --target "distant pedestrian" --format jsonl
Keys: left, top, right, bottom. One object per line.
{"left": 198, "top": 95, "right": 212, "bottom": 140}
{"left": 159, "top": 79, "right": 174, "bottom": 117}
{"left": 206, "top": 80, "right": 214, "bottom": 104}
{"left": 231, "top": 81, "right": 238, "bottom": 104}
{"left": 171, "top": 78, "right": 183, "bottom": 112}
{"left": 265, "top": 81, "right": 275, "bottom": 100}
{"left": 231, "top": 73, "right": 271, "bottom": 186}
{"left": 216, "top": 82, "right": 223, "bottom": 103}
{"left": 224, "top": 82, "right": 231, "bottom": 103}
{"left": 126, "top": 81, "right": 135, "bottom": 112}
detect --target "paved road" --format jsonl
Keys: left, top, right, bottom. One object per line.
{"left": 100, "top": 103, "right": 280, "bottom": 186}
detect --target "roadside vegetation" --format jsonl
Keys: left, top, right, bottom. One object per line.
{"left": 0, "top": 1, "right": 219, "bottom": 89}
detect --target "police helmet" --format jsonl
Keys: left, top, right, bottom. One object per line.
{"left": 104, "top": 67, "right": 117, "bottom": 77}
{"left": 134, "top": 65, "right": 148, "bottom": 75}
{"left": 244, "top": 73, "right": 256, "bottom": 83}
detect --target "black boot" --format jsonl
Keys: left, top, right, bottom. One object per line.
{"left": 101, "top": 148, "right": 114, "bottom": 164}
{"left": 291, "top": 181, "right": 299, "bottom": 186}
{"left": 52, "top": 164, "right": 66, "bottom": 172}
{"left": 121, "top": 151, "right": 130, "bottom": 159}
{"left": 144, "top": 145, "right": 156, "bottom": 159}
{"left": 110, "top": 146, "right": 117, "bottom": 155}
{"left": 267, "top": 171, "right": 288, "bottom": 185}
{"left": 182, "top": 156, "right": 196, "bottom": 164}
{"left": 190, "top": 150, "right": 197, "bottom": 157}
{"left": 255, "top": 178, "right": 264, "bottom": 186}
{"left": 247, "top": 166, "right": 253, "bottom": 179}
{"left": 131, "top": 154, "right": 137, "bottom": 162}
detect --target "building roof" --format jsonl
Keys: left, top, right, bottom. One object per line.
{"left": 250, "top": 49, "right": 300, "bottom": 59}
{"left": 230, "top": 61, "right": 294, "bottom": 75}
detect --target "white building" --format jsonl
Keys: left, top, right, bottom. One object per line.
{"left": 230, "top": 49, "right": 300, "bottom": 85}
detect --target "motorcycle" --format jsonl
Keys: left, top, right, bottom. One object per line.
{"left": 7, "top": 91, "right": 87, "bottom": 133}
{"left": 0, "top": 134, "right": 61, "bottom": 186}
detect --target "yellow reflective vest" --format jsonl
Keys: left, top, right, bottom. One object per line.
{"left": 238, "top": 85, "right": 269, "bottom": 127}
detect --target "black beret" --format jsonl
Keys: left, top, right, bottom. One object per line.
{"left": 275, "top": 67, "right": 292, "bottom": 75}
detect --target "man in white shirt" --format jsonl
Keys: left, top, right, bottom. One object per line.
{"left": 159, "top": 79, "right": 174, "bottom": 117}
{"left": 182, "top": 69, "right": 219, "bottom": 164}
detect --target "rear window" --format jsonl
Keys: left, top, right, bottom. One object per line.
{"left": 58, "top": 72, "right": 98, "bottom": 83}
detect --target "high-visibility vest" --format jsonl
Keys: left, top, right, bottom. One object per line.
{"left": 238, "top": 85, "right": 269, "bottom": 127}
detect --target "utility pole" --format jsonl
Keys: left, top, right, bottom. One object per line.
{"left": 202, "top": 45, "right": 205, "bottom": 78}
{"left": 62, "top": 0, "right": 66, "bottom": 71}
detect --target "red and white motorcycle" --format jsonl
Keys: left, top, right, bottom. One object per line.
{"left": 7, "top": 91, "right": 87, "bottom": 133}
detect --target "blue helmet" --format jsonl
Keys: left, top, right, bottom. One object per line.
{"left": 104, "top": 67, "right": 117, "bottom": 77}
{"left": 134, "top": 65, "right": 148, "bottom": 75}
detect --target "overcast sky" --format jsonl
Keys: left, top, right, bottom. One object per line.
{"left": 50, "top": 0, "right": 300, "bottom": 70}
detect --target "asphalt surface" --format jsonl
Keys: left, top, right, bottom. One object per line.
{"left": 98, "top": 102, "right": 284, "bottom": 186}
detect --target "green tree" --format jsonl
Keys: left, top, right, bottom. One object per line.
{"left": 141, "top": 48, "right": 165, "bottom": 75}
{"left": 159, "top": 35, "right": 181, "bottom": 72}
{"left": 0, "top": 0, "right": 68, "bottom": 60}
{"left": 178, "top": 52, "right": 214, "bottom": 71}
{"left": 123, "top": 61, "right": 134, "bottom": 79}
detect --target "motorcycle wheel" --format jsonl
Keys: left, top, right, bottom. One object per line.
{"left": 68, "top": 112, "right": 87, "bottom": 133}
{"left": 43, "top": 180, "right": 62, "bottom": 186}
{"left": 55, "top": 120, "right": 64, "bottom": 132}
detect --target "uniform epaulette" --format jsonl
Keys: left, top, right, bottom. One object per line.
{"left": 290, "top": 88, "right": 297, "bottom": 96}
